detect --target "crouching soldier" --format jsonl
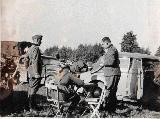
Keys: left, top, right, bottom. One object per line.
{"left": 54, "top": 64, "right": 84, "bottom": 116}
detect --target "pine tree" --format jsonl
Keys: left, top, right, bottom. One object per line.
{"left": 155, "top": 46, "right": 160, "bottom": 57}
{"left": 121, "top": 31, "right": 139, "bottom": 53}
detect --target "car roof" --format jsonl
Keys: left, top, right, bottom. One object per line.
{"left": 119, "top": 52, "right": 160, "bottom": 61}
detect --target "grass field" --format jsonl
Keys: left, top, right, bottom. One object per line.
{"left": 0, "top": 83, "right": 160, "bottom": 118}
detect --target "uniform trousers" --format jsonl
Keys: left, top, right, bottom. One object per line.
{"left": 104, "top": 75, "right": 120, "bottom": 112}
{"left": 28, "top": 77, "right": 41, "bottom": 96}
{"left": 28, "top": 77, "right": 41, "bottom": 109}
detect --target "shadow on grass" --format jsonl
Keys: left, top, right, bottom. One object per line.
{"left": 1, "top": 84, "right": 159, "bottom": 117}
{"left": 115, "top": 99, "right": 160, "bottom": 118}
{"left": 0, "top": 90, "right": 47, "bottom": 117}
{"left": 142, "top": 100, "right": 160, "bottom": 112}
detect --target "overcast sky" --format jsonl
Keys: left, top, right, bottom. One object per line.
{"left": 1, "top": 0, "right": 160, "bottom": 54}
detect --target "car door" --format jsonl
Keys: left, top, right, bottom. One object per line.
{"left": 117, "top": 57, "right": 130, "bottom": 99}
{"left": 136, "top": 58, "right": 143, "bottom": 99}
{"left": 125, "top": 58, "right": 143, "bottom": 100}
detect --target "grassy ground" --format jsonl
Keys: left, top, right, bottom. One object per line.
{"left": 0, "top": 83, "right": 160, "bottom": 118}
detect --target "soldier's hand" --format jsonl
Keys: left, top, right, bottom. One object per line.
{"left": 34, "top": 74, "right": 40, "bottom": 78}
{"left": 99, "top": 63, "right": 104, "bottom": 67}
{"left": 90, "top": 70, "right": 95, "bottom": 74}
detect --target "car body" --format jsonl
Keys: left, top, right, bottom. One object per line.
{"left": 81, "top": 52, "right": 160, "bottom": 104}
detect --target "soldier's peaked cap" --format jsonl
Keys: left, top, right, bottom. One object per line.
{"left": 102, "top": 37, "right": 111, "bottom": 43}
{"left": 32, "top": 35, "right": 43, "bottom": 40}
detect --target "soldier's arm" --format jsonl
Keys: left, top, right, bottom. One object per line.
{"left": 20, "top": 52, "right": 29, "bottom": 59}
{"left": 91, "top": 57, "right": 103, "bottom": 74}
{"left": 32, "top": 47, "right": 41, "bottom": 78}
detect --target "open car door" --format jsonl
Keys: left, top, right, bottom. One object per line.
{"left": 117, "top": 58, "right": 143, "bottom": 101}
{"left": 136, "top": 59, "right": 143, "bottom": 99}
{"left": 117, "top": 57, "right": 130, "bottom": 100}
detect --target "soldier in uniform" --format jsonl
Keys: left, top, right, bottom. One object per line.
{"left": 54, "top": 64, "right": 84, "bottom": 116}
{"left": 27, "top": 35, "right": 43, "bottom": 111}
{"left": 92, "top": 37, "right": 121, "bottom": 113}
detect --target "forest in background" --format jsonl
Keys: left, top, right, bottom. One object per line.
{"left": 44, "top": 31, "right": 156, "bottom": 63}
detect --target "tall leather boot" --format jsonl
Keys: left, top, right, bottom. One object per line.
{"left": 28, "top": 95, "right": 35, "bottom": 111}
{"left": 28, "top": 95, "right": 37, "bottom": 115}
{"left": 24, "top": 97, "right": 30, "bottom": 111}
{"left": 28, "top": 95, "right": 33, "bottom": 111}
{"left": 31, "top": 95, "right": 40, "bottom": 110}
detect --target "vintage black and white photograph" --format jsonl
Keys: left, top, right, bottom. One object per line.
{"left": 1, "top": 0, "right": 160, "bottom": 118}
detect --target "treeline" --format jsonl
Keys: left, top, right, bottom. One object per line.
{"left": 44, "top": 31, "right": 160, "bottom": 62}
{"left": 44, "top": 43, "right": 104, "bottom": 63}
{"left": 155, "top": 46, "right": 160, "bottom": 57}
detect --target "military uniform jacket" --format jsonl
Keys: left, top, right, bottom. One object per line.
{"left": 27, "top": 45, "right": 43, "bottom": 78}
{"left": 103, "top": 45, "right": 121, "bottom": 76}
{"left": 54, "top": 70, "right": 84, "bottom": 94}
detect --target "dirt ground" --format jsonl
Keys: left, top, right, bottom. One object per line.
{"left": 0, "top": 83, "right": 160, "bottom": 118}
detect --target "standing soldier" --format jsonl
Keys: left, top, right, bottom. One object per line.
{"left": 92, "top": 37, "right": 121, "bottom": 113}
{"left": 27, "top": 35, "right": 43, "bottom": 111}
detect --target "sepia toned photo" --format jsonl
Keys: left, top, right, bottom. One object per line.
{"left": 0, "top": 0, "right": 160, "bottom": 118}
